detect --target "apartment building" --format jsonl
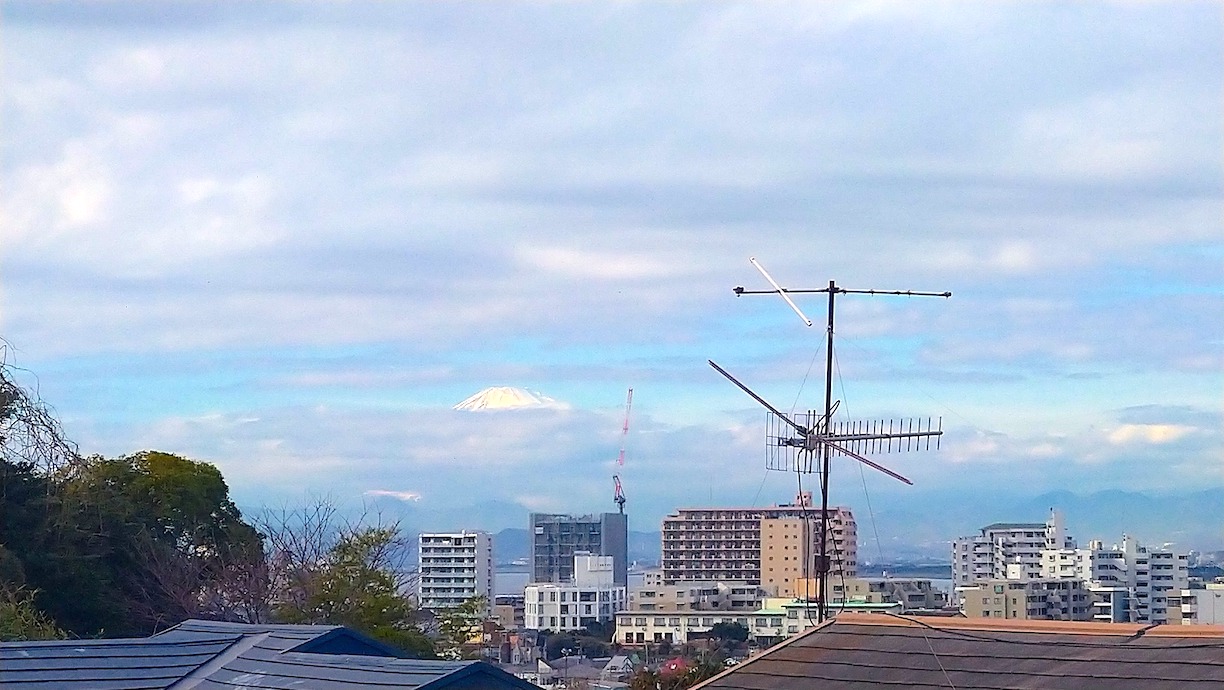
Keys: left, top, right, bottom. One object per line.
{"left": 614, "top": 599, "right": 901, "bottom": 646}
{"left": 1040, "top": 536, "right": 1188, "bottom": 624}
{"left": 834, "top": 577, "right": 949, "bottom": 611}
{"left": 661, "top": 493, "right": 856, "bottom": 589}
{"left": 1168, "top": 583, "right": 1224, "bottom": 625}
{"left": 952, "top": 510, "right": 1074, "bottom": 589}
{"left": 524, "top": 553, "right": 627, "bottom": 631}
{"left": 531, "top": 512, "right": 628, "bottom": 587}
{"left": 960, "top": 579, "right": 1093, "bottom": 621}
{"left": 418, "top": 531, "right": 494, "bottom": 613}
{"left": 629, "top": 578, "right": 765, "bottom": 612}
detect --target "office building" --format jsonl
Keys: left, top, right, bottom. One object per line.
{"left": 531, "top": 512, "right": 628, "bottom": 587}
{"left": 418, "top": 531, "right": 494, "bottom": 613}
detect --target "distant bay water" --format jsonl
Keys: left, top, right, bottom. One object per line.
{"left": 493, "top": 567, "right": 950, "bottom": 597}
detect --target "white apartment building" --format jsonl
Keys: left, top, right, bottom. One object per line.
{"left": 525, "top": 553, "right": 627, "bottom": 631}
{"left": 614, "top": 599, "right": 902, "bottom": 646}
{"left": 1040, "top": 536, "right": 1188, "bottom": 624}
{"left": 953, "top": 510, "right": 1074, "bottom": 589}
{"left": 418, "top": 531, "right": 494, "bottom": 614}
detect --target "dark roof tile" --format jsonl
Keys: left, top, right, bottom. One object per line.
{"left": 695, "top": 614, "right": 1224, "bottom": 690}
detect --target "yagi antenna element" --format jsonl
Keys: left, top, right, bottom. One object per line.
{"left": 747, "top": 257, "right": 813, "bottom": 327}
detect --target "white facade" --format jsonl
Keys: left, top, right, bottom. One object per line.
{"left": 1040, "top": 537, "right": 1188, "bottom": 624}
{"left": 418, "top": 531, "right": 494, "bottom": 613}
{"left": 525, "top": 553, "right": 627, "bottom": 631}
{"left": 614, "top": 599, "right": 902, "bottom": 646}
{"left": 953, "top": 510, "right": 1074, "bottom": 590}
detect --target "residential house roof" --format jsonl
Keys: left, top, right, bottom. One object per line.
{"left": 691, "top": 613, "right": 1224, "bottom": 690}
{"left": 0, "top": 619, "right": 544, "bottom": 690}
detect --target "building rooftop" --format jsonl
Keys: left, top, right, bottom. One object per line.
{"left": 979, "top": 522, "right": 1046, "bottom": 532}
{"left": 0, "top": 619, "right": 542, "bottom": 690}
{"left": 692, "top": 613, "right": 1224, "bottom": 690}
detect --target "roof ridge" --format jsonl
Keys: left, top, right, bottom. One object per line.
{"left": 164, "top": 631, "right": 271, "bottom": 690}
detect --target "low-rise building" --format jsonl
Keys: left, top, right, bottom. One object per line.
{"left": 525, "top": 553, "right": 627, "bottom": 631}
{"left": 614, "top": 598, "right": 901, "bottom": 646}
{"left": 959, "top": 579, "right": 1093, "bottom": 621}
{"left": 629, "top": 577, "right": 764, "bottom": 612}
{"left": 1168, "top": 583, "right": 1224, "bottom": 625}
{"left": 832, "top": 577, "right": 948, "bottom": 611}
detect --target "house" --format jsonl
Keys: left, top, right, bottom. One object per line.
{"left": 0, "top": 619, "right": 545, "bottom": 690}
{"left": 536, "top": 655, "right": 605, "bottom": 687}
{"left": 599, "top": 653, "right": 639, "bottom": 680}
{"left": 691, "top": 612, "right": 1224, "bottom": 689}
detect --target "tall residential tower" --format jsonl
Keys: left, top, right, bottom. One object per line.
{"left": 417, "top": 531, "right": 494, "bottom": 613}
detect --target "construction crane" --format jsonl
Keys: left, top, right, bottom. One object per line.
{"left": 616, "top": 388, "right": 633, "bottom": 466}
{"left": 613, "top": 388, "right": 633, "bottom": 513}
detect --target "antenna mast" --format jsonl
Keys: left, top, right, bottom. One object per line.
{"left": 717, "top": 260, "right": 950, "bottom": 624}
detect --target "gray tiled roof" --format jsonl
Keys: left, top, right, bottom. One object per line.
{"left": 694, "top": 613, "right": 1224, "bottom": 690}
{"left": 0, "top": 620, "right": 542, "bottom": 690}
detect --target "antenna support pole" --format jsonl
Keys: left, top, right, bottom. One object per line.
{"left": 818, "top": 280, "right": 836, "bottom": 624}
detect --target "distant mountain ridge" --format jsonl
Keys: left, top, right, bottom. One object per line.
{"left": 359, "top": 487, "right": 1224, "bottom": 564}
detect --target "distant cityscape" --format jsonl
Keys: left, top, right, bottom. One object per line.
{"left": 412, "top": 489, "right": 1224, "bottom": 679}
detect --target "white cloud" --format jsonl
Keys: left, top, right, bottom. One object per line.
{"left": 364, "top": 489, "right": 422, "bottom": 502}
{"left": 1107, "top": 424, "right": 1195, "bottom": 446}
{"left": 0, "top": 2, "right": 1219, "bottom": 532}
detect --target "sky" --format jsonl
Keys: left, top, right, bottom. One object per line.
{"left": 2, "top": 1, "right": 1221, "bottom": 554}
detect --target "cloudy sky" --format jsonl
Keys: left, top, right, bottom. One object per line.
{"left": 2, "top": 1, "right": 1221, "bottom": 551}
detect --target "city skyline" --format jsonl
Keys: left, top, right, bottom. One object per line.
{"left": 1, "top": 3, "right": 1220, "bottom": 547}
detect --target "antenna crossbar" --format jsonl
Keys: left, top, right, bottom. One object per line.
{"left": 734, "top": 287, "right": 952, "bottom": 298}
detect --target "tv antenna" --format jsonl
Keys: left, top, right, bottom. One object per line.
{"left": 710, "top": 258, "right": 950, "bottom": 623}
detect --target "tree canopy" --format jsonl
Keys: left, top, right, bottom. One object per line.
{"left": 0, "top": 358, "right": 436, "bottom": 654}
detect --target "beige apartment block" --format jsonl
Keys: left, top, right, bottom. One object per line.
{"left": 661, "top": 493, "right": 856, "bottom": 589}
{"left": 961, "top": 579, "right": 1092, "bottom": 621}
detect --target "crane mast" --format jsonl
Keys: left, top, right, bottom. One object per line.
{"left": 613, "top": 387, "right": 633, "bottom": 513}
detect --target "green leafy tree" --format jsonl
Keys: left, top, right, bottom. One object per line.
{"left": 264, "top": 511, "right": 434, "bottom": 658}
{"left": 56, "top": 451, "right": 266, "bottom": 634}
{"left": 0, "top": 585, "right": 64, "bottom": 641}
{"left": 707, "top": 621, "right": 749, "bottom": 642}
{"left": 435, "top": 595, "right": 488, "bottom": 659}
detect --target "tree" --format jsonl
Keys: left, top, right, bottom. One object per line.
{"left": 0, "top": 585, "right": 64, "bottom": 641}
{"left": 707, "top": 621, "right": 749, "bottom": 642}
{"left": 54, "top": 451, "right": 266, "bottom": 634}
{"left": 1, "top": 356, "right": 265, "bottom": 636}
{"left": 435, "top": 595, "right": 488, "bottom": 659}
{"left": 259, "top": 502, "right": 434, "bottom": 658}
